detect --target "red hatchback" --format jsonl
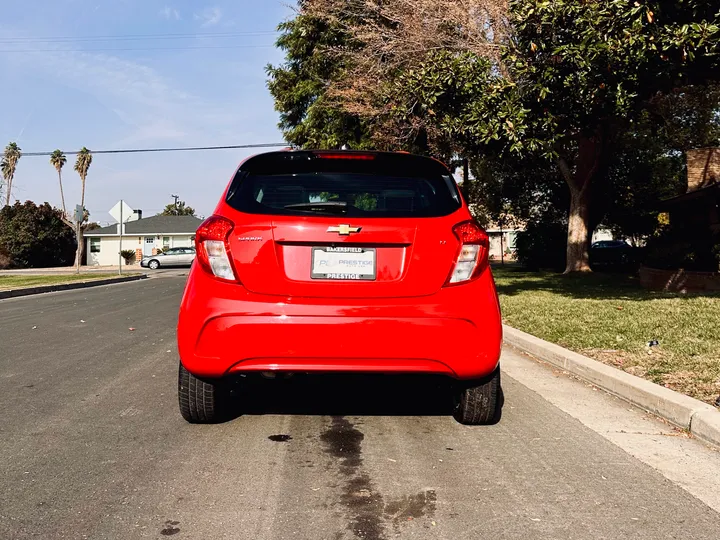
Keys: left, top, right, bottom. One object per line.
{"left": 177, "top": 150, "right": 503, "bottom": 424}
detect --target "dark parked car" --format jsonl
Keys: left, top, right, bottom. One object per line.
{"left": 590, "top": 240, "right": 634, "bottom": 269}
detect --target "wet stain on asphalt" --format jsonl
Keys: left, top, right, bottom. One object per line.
{"left": 321, "top": 416, "right": 364, "bottom": 471}
{"left": 384, "top": 490, "right": 437, "bottom": 528}
{"left": 268, "top": 434, "right": 293, "bottom": 443}
{"left": 321, "top": 417, "right": 439, "bottom": 540}
{"left": 321, "top": 416, "right": 386, "bottom": 540}
{"left": 160, "top": 520, "right": 181, "bottom": 536}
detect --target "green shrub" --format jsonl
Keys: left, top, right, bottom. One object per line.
{"left": 515, "top": 220, "right": 567, "bottom": 272}
{"left": 0, "top": 202, "right": 75, "bottom": 268}
{"left": 643, "top": 227, "right": 720, "bottom": 272}
{"left": 120, "top": 249, "right": 135, "bottom": 264}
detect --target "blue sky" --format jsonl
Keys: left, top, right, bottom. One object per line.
{"left": 1, "top": 0, "right": 293, "bottom": 223}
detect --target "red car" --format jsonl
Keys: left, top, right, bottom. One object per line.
{"left": 177, "top": 150, "right": 503, "bottom": 424}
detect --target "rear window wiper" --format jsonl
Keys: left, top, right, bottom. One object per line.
{"left": 284, "top": 202, "right": 348, "bottom": 214}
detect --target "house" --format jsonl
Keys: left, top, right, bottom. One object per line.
{"left": 660, "top": 147, "right": 720, "bottom": 235}
{"left": 483, "top": 216, "right": 525, "bottom": 261}
{"left": 85, "top": 214, "right": 203, "bottom": 266}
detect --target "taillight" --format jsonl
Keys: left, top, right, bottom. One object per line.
{"left": 195, "top": 215, "right": 238, "bottom": 282}
{"left": 446, "top": 221, "right": 489, "bottom": 285}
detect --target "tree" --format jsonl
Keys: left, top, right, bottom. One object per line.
{"left": 1, "top": 142, "right": 22, "bottom": 207}
{"left": 0, "top": 201, "right": 76, "bottom": 268}
{"left": 159, "top": 200, "right": 196, "bottom": 216}
{"left": 506, "top": 0, "right": 720, "bottom": 272}
{"left": 266, "top": 2, "right": 373, "bottom": 149}
{"left": 73, "top": 148, "right": 92, "bottom": 271}
{"left": 50, "top": 150, "right": 69, "bottom": 220}
{"left": 301, "top": 0, "right": 720, "bottom": 273}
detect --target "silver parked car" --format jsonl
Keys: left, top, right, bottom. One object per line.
{"left": 140, "top": 247, "right": 196, "bottom": 269}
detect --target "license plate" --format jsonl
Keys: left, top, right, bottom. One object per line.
{"left": 311, "top": 247, "right": 376, "bottom": 280}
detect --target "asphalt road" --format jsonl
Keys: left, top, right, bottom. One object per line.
{"left": 1, "top": 277, "right": 720, "bottom": 540}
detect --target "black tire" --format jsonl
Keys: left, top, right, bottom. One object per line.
{"left": 178, "top": 362, "right": 225, "bottom": 423}
{"left": 148, "top": 260, "right": 160, "bottom": 270}
{"left": 453, "top": 367, "right": 501, "bottom": 425}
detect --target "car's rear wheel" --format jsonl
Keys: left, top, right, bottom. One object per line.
{"left": 453, "top": 367, "right": 501, "bottom": 425}
{"left": 148, "top": 260, "right": 160, "bottom": 270}
{"left": 178, "top": 362, "right": 225, "bottom": 423}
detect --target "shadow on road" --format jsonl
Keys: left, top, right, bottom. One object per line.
{"left": 215, "top": 373, "right": 504, "bottom": 425}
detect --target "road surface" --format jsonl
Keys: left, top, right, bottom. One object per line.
{"left": 1, "top": 276, "right": 719, "bottom": 539}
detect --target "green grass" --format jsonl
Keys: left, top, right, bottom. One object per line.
{"left": 492, "top": 265, "right": 720, "bottom": 405}
{"left": 0, "top": 273, "right": 131, "bottom": 291}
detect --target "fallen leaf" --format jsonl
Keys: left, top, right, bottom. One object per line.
{"left": 32, "top": 326, "right": 37, "bottom": 330}
{"left": 80, "top": 320, "right": 86, "bottom": 323}
{"left": 431, "top": 521, "right": 437, "bottom": 526}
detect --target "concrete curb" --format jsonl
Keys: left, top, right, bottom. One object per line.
{"left": 0, "top": 274, "right": 147, "bottom": 300}
{"left": 503, "top": 324, "right": 720, "bottom": 448}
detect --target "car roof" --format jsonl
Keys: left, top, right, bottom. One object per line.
{"left": 238, "top": 150, "right": 453, "bottom": 177}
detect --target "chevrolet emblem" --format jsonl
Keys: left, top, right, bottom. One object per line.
{"left": 327, "top": 224, "right": 362, "bottom": 236}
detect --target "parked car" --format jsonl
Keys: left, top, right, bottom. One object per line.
{"left": 590, "top": 240, "right": 635, "bottom": 269}
{"left": 141, "top": 247, "right": 196, "bottom": 269}
{"left": 176, "top": 150, "right": 503, "bottom": 425}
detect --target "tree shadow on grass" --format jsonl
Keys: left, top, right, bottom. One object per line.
{"left": 492, "top": 265, "right": 720, "bottom": 301}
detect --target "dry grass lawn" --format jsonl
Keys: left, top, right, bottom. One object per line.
{"left": 492, "top": 265, "right": 720, "bottom": 406}
{"left": 0, "top": 274, "right": 126, "bottom": 291}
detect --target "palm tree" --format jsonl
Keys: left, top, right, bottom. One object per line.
{"left": 73, "top": 147, "right": 93, "bottom": 271}
{"left": 50, "top": 150, "right": 68, "bottom": 217}
{"left": 1, "top": 142, "right": 22, "bottom": 207}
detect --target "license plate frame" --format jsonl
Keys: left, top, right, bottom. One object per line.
{"left": 311, "top": 246, "right": 377, "bottom": 281}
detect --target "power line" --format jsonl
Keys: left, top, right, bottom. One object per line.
{"left": 0, "top": 44, "right": 276, "bottom": 54}
{"left": 0, "top": 30, "right": 280, "bottom": 44}
{"left": 22, "top": 142, "right": 290, "bottom": 158}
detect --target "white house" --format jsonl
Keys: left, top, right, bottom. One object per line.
{"left": 86, "top": 214, "right": 202, "bottom": 266}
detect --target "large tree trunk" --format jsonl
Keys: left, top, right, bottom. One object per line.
{"left": 565, "top": 186, "right": 592, "bottom": 273}
{"left": 558, "top": 132, "right": 604, "bottom": 274}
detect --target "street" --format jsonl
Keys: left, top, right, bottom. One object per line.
{"left": 1, "top": 277, "right": 720, "bottom": 540}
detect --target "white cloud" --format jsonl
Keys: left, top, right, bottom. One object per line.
{"left": 13, "top": 49, "right": 245, "bottom": 147}
{"left": 194, "top": 7, "right": 223, "bottom": 27}
{"left": 160, "top": 6, "right": 181, "bottom": 20}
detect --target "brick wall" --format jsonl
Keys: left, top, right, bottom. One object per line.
{"left": 686, "top": 148, "right": 720, "bottom": 193}
{"left": 135, "top": 248, "right": 142, "bottom": 264}
{"left": 639, "top": 266, "right": 720, "bottom": 293}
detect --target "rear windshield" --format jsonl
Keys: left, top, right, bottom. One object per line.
{"left": 226, "top": 172, "right": 462, "bottom": 218}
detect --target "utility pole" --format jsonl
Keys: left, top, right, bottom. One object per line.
{"left": 171, "top": 194, "right": 180, "bottom": 215}
{"left": 119, "top": 200, "right": 123, "bottom": 275}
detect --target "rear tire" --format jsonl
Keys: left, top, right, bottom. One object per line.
{"left": 453, "top": 367, "right": 501, "bottom": 425}
{"left": 178, "top": 362, "right": 225, "bottom": 423}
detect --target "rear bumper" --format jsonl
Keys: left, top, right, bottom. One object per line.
{"left": 177, "top": 266, "right": 502, "bottom": 380}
